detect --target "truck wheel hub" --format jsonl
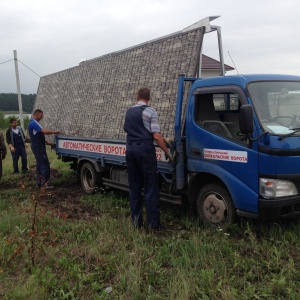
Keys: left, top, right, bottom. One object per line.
{"left": 203, "top": 193, "right": 227, "bottom": 223}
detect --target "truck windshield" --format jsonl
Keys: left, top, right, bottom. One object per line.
{"left": 248, "top": 81, "right": 300, "bottom": 135}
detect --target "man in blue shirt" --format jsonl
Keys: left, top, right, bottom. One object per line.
{"left": 28, "top": 109, "right": 60, "bottom": 190}
{"left": 124, "top": 88, "right": 172, "bottom": 230}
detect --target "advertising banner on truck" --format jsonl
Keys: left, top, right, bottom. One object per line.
{"left": 58, "top": 139, "right": 168, "bottom": 162}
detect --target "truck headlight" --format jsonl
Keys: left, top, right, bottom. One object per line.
{"left": 260, "top": 178, "right": 298, "bottom": 198}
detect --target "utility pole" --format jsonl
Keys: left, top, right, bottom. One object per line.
{"left": 13, "top": 50, "right": 24, "bottom": 130}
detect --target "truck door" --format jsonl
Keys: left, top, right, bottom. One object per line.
{"left": 186, "top": 86, "right": 259, "bottom": 213}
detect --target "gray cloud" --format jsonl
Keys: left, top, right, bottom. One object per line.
{"left": 1, "top": 0, "right": 299, "bottom": 94}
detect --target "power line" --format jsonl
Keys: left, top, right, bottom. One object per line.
{"left": 227, "top": 51, "right": 239, "bottom": 75}
{"left": 0, "top": 58, "right": 41, "bottom": 77}
{"left": 17, "top": 59, "right": 40, "bottom": 77}
{"left": 0, "top": 59, "right": 13, "bottom": 64}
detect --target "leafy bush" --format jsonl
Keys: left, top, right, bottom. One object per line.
{"left": 0, "top": 113, "right": 30, "bottom": 130}
{"left": 0, "top": 112, "right": 8, "bottom": 129}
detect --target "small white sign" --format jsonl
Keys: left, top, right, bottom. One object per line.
{"left": 203, "top": 148, "right": 248, "bottom": 163}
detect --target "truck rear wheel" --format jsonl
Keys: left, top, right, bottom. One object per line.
{"left": 80, "top": 162, "right": 100, "bottom": 194}
{"left": 197, "top": 184, "right": 235, "bottom": 228}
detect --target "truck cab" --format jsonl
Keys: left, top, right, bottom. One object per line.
{"left": 184, "top": 74, "right": 300, "bottom": 226}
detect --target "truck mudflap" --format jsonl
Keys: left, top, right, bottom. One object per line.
{"left": 259, "top": 195, "right": 300, "bottom": 218}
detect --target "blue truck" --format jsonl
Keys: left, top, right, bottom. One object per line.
{"left": 55, "top": 73, "right": 300, "bottom": 227}
{"left": 34, "top": 16, "right": 300, "bottom": 227}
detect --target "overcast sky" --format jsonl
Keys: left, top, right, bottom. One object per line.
{"left": 1, "top": 0, "right": 300, "bottom": 94}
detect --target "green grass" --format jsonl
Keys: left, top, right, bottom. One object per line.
{"left": 1, "top": 143, "right": 300, "bottom": 299}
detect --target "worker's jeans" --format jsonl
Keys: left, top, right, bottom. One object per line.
{"left": 11, "top": 143, "right": 28, "bottom": 173}
{"left": 32, "top": 149, "right": 50, "bottom": 187}
{"left": 126, "top": 141, "right": 161, "bottom": 229}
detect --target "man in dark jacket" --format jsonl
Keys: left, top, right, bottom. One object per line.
{"left": 6, "top": 118, "right": 28, "bottom": 174}
{"left": 124, "top": 87, "right": 172, "bottom": 230}
{"left": 0, "top": 131, "right": 7, "bottom": 180}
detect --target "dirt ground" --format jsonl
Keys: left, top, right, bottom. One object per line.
{"left": 2, "top": 168, "right": 102, "bottom": 221}
{"left": 2, "top": 168, "right": 186, "bottom": 232}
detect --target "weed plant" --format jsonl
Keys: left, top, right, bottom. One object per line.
{"left": 0, "top": 143, "right": 300, "bottom": 299}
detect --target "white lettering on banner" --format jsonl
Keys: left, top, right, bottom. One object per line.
{"left": 58, "top": 139, "right": 167, "bottom": 162}
{"left": 203, "top": 148, "right": 248, "bottom": 163}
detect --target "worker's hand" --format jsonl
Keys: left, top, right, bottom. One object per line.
{"left": 165, "top": 151, "right": 173, "bottom": 163}
{"left": 10, "top": 147, "right": 16, "bottom": 153}
{"left": 163, "top": 137, "right": 174, "bottom": 147}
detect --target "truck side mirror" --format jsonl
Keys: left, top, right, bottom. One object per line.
{"left": 239, "top": 105, "right": 253, "bottom": 134}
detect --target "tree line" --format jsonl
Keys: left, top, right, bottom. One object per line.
{"left": 0, "top": 93, "right": 36, "bottom": 113}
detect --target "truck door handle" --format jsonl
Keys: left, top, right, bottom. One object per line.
{"left": 191, "top": 148, "right": 202, "bottom": 156}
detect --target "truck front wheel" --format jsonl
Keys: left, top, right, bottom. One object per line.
{"left": 197, "top": 184, "right": 235, "bottom": 227}
{"left": 80, "top": 162, "right": 100, "bottom": 194}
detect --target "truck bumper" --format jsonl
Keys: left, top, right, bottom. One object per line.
{"left": 259, "top": 195, "right": 300, "bottom": 218}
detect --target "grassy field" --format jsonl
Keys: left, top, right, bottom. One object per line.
{"left": 0, "top": 141, "right": 300, "bottom": 299}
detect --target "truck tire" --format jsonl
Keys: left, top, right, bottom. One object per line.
{"left": 80, "top": 162, "right": 100, "bottom": 195}
{"left": 197, "top": 184, "right": 235, "bottom": 228}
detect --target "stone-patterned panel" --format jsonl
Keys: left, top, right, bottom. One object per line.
{"left": 34, "top": 28, "right": 204, "bottom": 141}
